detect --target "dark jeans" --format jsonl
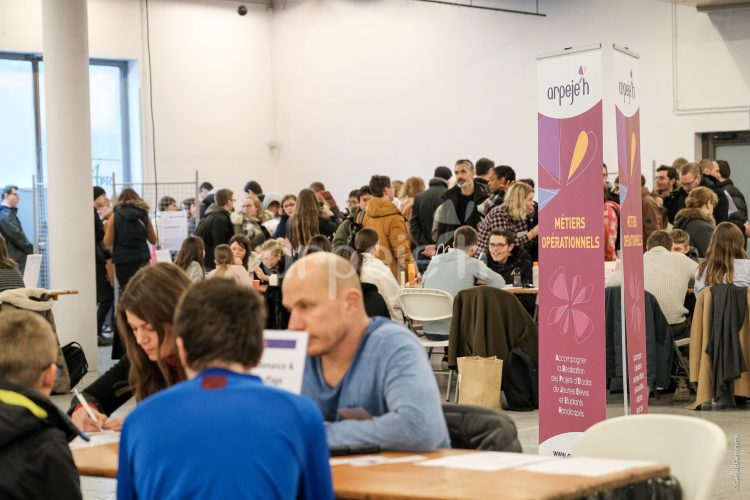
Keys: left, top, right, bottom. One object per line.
{"left": 95, "top": 260, "right": 114, "bottom": 335}
{"left": 112, "top": 259, "right": 149, "bottom": 359}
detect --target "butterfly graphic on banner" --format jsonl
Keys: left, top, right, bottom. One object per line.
{"left": 538, "top": 115, "right": 599, "bottom": 212}
{"left": 547, "top": 266, "right": 594, "bottom": 344}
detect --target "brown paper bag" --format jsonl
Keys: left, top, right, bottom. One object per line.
{"left": 457, "top": 356, "right": 503, "bottom": 409}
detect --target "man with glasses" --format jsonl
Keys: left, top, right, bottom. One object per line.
{"left": 0, "top": 185, "right": 34, "bottom": 272}
{"left": 676, "top": 162, "right": 728, "bottom": 225}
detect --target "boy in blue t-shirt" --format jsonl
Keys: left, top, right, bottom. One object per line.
{"left": 117, "top": 279, "right": 333, "bottom": 500}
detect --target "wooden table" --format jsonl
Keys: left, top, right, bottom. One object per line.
{"left": 73, "top": 446, "right": 669, "bottom": 499}
{"left": 503, "top": 287, "right": 539, "bottom": 295}
{"left": 48, "top": 289, "right": 79, "bottom": 300}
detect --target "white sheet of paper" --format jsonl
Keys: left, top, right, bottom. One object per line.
{"left": 155, "top": 249, "right": 172, "bottom": 263}
{"left": 69, "top": 431, "right": 120, "bottom": 450}
{"left": 416, "top": 452, "right": 553, "bottom": 471}
{"left": 158, "top": 211, "right": 188, "bottom": 252}
{"left": 251, "top": 330, "right": 308, "bottom": 394}
{"left": 330, "top": 455, "right": 426, "bottom": 467}
{"left": 516, "top": 457, "right": 657, "bottom": 477}
{"left": 23, "top": 254, "right": 42, "bottom": 288}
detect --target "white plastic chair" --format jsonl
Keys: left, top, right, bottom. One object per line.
{"left": 398, "top": 288, "right": 454, "bottom": 399}
{"left": 572, "top": 414, "right": 726, "bottom": 500}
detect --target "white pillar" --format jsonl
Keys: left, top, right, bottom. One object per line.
{"left": 42, "top": 0, "right": 98, "bottom": 371}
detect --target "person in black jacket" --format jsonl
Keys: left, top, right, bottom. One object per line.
{"left": 104, "top": 188, "right": 157, "bottom": 359}
{"left": 93, "top": 187, "right": 114, "bottom": 347}
{"left": 673, "top": 162, "right": 728, "bottom": 226}
{"left": 69, "top": 264, "right": 190, "bottom": 432}
{"left": 410, "top": 167, "right": 451, "bottom": 271}
{"left": 0, "top": 185, "right": 34, "bottom": 272}
{"left": 714, "top": 160, "right": 748, "bottom": 238}
{"left": 0, "top": 310, "right": 85, "bottom": 500}
{"left": 194, "top": 188, "right": 235, "bottom": 271}
{"left": 432, "top": 160, "right": 490, "bottom": 249}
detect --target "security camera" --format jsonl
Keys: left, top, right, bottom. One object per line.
{"left": 238, "top": 5, "right": 248, "bottom": 16}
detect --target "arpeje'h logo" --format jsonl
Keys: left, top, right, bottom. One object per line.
{"left": 546, "top": 65, "right": 590, "bottom": 106}
{"left": 618, "top": 69, "right": 636, "bottom": 105}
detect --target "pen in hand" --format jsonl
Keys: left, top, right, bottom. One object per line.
{"left": 73, "top": 388, "right": 104, "bottom": 432}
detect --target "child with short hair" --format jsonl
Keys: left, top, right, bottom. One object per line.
{"left": 0, "top": 311, "right": 84, "bottom": 499}
{"left": 670, "top": 229, "right": 700, "bottom": 261}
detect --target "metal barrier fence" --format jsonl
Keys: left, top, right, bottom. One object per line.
{"left": 30, "top": 171, "right": 200, "bottom": 289}
{"left": 31, "top": 177, "right": 50, "bottom": 289}
{"left": 114, "top": 171, "right": 200, "bottom": 246}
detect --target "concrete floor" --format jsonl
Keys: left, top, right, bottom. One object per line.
{"left": 53, "top": 347, "right": 749, "bottom": 499}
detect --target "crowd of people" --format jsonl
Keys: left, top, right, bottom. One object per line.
{"left": 0, "top": 154, "right": 748, "bottom": 497}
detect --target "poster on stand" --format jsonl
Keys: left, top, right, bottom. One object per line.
{"left": 613, "top": 46, "right": 648, "bottom": 415}
{"left": 537, "top": 45, "right": 606, "bottom": 456}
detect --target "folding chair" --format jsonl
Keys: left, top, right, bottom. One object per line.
{"left": 397, "top": 288, "right": 454, "bottom": 400}
{"left": 573, "top": 414, "right": 726, "bottom": 500}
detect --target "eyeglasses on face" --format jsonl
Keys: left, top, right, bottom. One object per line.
{"left": 489, "top": 242, "right": 509, "bottom": 249}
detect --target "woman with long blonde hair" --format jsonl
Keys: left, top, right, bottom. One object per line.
{"left": 476, "top": 182, "right": 538, "bottom": 257}
{"left": 694, "top": 221, "right": 750, "bottom": 295}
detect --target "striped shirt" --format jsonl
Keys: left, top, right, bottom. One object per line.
{"left": 0, "top": 267, "right": 25, "bottom": 293}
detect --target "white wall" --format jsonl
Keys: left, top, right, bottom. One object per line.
{"left": 2, "top": 0, "right": 747, "bottom": 203}
{"left": 272, "top": 0, "right": 750, "bottom": 202}
{"left": 0, "top": 0, "right": 276, "bottom": 199}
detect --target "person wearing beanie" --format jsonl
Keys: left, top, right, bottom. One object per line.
{"left": 93, "top": 187, "right": 114, "bottom": 346}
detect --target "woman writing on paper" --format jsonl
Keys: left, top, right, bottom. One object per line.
{"left": 69, "top": 263, "right": 190, "bottom": 431}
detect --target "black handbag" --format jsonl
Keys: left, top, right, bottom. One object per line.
{"left": 62, "top": 342, "right": 89, "bottom": 388}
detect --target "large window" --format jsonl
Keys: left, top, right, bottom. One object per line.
{"left": 0, "top": 56, "right": 39, "bottom": 188}
{"left": 0, "top": 53, "right": 136, "bottom": 190}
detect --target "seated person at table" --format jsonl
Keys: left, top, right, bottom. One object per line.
{"left": 694, "top": 221, "right": 750, "bottom": 296}
{"left": 0, "top": 311, "right": 84, "bottom": 500}
{"left": 283, "top": 253, "right": 450, "bottom": 451}
{"left": 421, "top": 225, "right": 505, "bottom": 339}
{"left": 207, "top": 244, "right": 253, "bottom": 287}
{"left": 253, "top": 237, "right": 290, "bottom": 284}
{"left": 117, "top": 279, "right": 333, "bottom": 500}
{"left": 69, "top": 263, "right": 190, "bottom": 431}
{"left": 670, "top": 228, "right": 700, "bottom": 261}
{"left": 350, "top": 228, "right": 403, "bottom": 322}
{"left": 483, "top": 228, "right": 535, "bottom": 316}
{"left": 608, "top": 230, "right": 697, "bottom": 340}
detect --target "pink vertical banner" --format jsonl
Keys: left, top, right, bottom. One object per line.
{"left": 537, "top": 46, "right": 606, "bottom": 456}
{"left": 614, "top": 47, "right": 648, "bottom": 415}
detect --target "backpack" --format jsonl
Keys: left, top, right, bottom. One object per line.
{"left": 62, "top": 342, "right": 89, "bottom": 389}
{"left": 501, "top": 348, "right": 538, "bottom": 411}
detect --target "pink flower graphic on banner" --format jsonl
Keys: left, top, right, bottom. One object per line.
{"left": 626, "top": 269, "right": 644, "bottom": 339}
{"left": 547, "top": 266, "right": 594, "bottom": 344}
{"left": 579, "top": 65, "right": 586, "bottom": 76}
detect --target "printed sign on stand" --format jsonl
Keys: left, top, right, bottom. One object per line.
{"left": 613, "top": 46, "right": 648, "bottom": 415}
{"left": 537, "top": 45, "right": 606, "bottom": 456}
{"left": 252, "top": 330, "right": 309, "bottom": 394}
